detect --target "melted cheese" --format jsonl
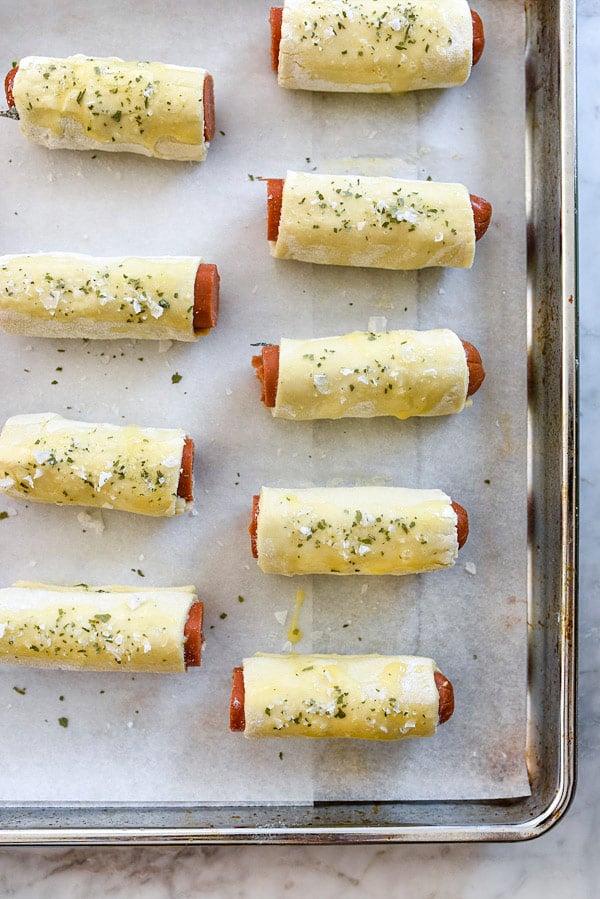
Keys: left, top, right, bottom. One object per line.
{"left": 13, "top": 55, "right": 209, "bottom": 161}
{"left": 0, "top": 582, "right": 197, "bottom": 672}
{"left": 256, "top": 486, "right": 458, "bottom": 575}
{"left": 278, "top": 0, "right": 472, "bottom": 93}
{"left": 0, "top": 254, "right": 203, "bottom": 340}
{"left": 271, "top": 171, "right": 475, "bottom": 269}
{"left": 243, "top": 653, "right": 440, "bottom": 739}
{"left": 0, "top": 413, "right": 190, "bottom": 517}
{"left": 274, "top": 328, "right": 468, "bottom": 419}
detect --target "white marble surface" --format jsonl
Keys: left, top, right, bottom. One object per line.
{"left": 0, "top": 4, "right": 595, "bottom": 896}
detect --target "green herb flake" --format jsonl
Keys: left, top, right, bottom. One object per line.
{"left": 111, "top": 110, "right": 122, "bottom": 122}
{"left": 0, "top": 511, "right": 9, "bottom": 521}
{"left": 171, "top": 372, "right": 183, "bottom": 384}
{"left": 93, "top": 613, "right": 111, "bottom": 623}
{"left": 12, "top": 686, "right": 26, "bottom": 695}
{"left": 237, "top": 595, "right": 245, "bottom": 603}
{"left": 219, "top": 612, "right": 228, "bottom": 620}
{"left": 58, "top": 717, "right": 69, "bottom": 728}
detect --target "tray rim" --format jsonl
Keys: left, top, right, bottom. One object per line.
{"left": 0, "top": 0, "right": 578, "bottom": 845}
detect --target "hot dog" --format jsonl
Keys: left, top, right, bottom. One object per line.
{"left": 0, "top": 583, "right": 204, "bottom": 672}
{"left": 250, "top": 494, "right": 469, "bottom": 555}
{"left": 270, "top": 7, "right": 284, "bottom": 72}
{"left": 5, "top": 64, "right": 216, "bottom": 142}
{"left": 434, "top": 670, "right": 455, "bottom": 724}
{"left": 268, "top": 172, "right": 490, "bottom": 269}
{"left": 253, "top": 341, "right": 484, "bottom": 404}
{"left": 461, "top": 339, "right": 486, "bottom": 395}
{"left": 201, "top": 74, "right": 216, "bottom": 143}
{"left": 469, "top": 193, "right": 493, "bottom": 240}
{"left": 184, "top": 600, "right": 205, "bottom": 668}
{"left": 0, "top": 412, "right": 195, "bottom": 517}
{"left": 194, "top": 263, "right": 220, "bottom": 332}
{"left": 251, "top": 344, "right": 280, "bottom": 407}
{"left": 267, "top": 177, "right": 492, "bottom": 245}
{"left": 252, "top": 329, "right": 485, "bottom": 420}
{"left": 230, "top": 653, "right": 454, "bottom": 738}
{"left": 452, "top": 501, "right": 469, "bottom": 550}
{"left": 266, "top": 179, "right": 285, "bottom": 242}
{"left": 4, "top": 66, "right": 17, "bottom": 107}
{"left": 249, "top": 486, "right": 468, "bottom": 575}
{"left": 177, "top": 437, "right": 195, "bottom": 503}
{"left": 0, "top": 254, "right": 219, "bottom": 341}
{"left": 230, "top": 666, "right": 246, "bottom": 731}
{"left": 270, "top": 5, "right": 485, "bottom": 73}
{"left": 5, "top": 56, "right": 214, "bottom": 161}
{"left": 471, "top": 10, "right": 485, "bottom": 65}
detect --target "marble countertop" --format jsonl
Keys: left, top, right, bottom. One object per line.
{"left": 0, "top": 4, "right": 595, "bottom": 896}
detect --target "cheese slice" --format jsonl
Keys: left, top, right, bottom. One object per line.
{"left": 0, "top": 253, "right": 203, "bottom": 340}
{"left": 243, "top": 653, "right": 440, "bottom": 739}
{"left": 13, "top": 55, "right": 210, "bottom": 161}
{"left": 271, "top": 171, "right": 475, "bottom": 269}
{"left": 256, "top": 486, "right": 458, "bottom": 575}
{"left": 278, "top": 0, "right": 473, "bottom": 94}
{"left": 0, "top": 412, "right": 190, "bottom": 516}
{"left": 0, "top": 582, "right": 198, "bottom": 672}
{"left": 274, "top": 328, "right": 469, "bottom": 419}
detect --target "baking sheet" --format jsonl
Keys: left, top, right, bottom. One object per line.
{"left": 0, "top": 0, "right": 529, "bottom": 802}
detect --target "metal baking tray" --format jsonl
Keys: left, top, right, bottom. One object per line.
{"left": 0, "top": 0, "right": 576, "bottom": 843}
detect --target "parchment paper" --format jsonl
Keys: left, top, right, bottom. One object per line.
{"left": 0, "top": 0, "right": 529, "bottom": 803}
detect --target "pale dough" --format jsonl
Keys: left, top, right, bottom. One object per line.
{"left": 271, "top": 171, "right": 475, "bottom": 269}
{"left": 13, "top": 55, "right": 210, "bottom": 161}
{"left": 0, "top": 412, "right": 191, "bottom": 516}
{"left": 274, "top": 328, "right": 469, "bottom": 419}
{"left": 0, "top": 253, "right": 205, "bottom": 341}
{"left": 278, "top": 0, "right": 473, "bottom": 93}
{"left": 243, "top": 653, "right": 440, "bottom": 739}
{"left": 0, "top": 582, "right": 198, "bottom": 672}
{"left": 256, "top": 485, "right": 458, "bottom": 575}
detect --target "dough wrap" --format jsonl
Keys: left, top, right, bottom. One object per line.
{"left": 242, "top": 653, "right": 440, "bottom": 739}
{"left": 0, "top": 254, "right": 206, "bottom": 341}
{"left": 271, "top": 171, "right": 476, "bottom": 269}
{"left": 255, "top": 485, "right": 459, "bottom": 575}
{"left": 13, "top": 55, "right": 210, "bottom": 161}
{"left": 273, "top": 328, "right": 469, "bottom": 420}
{"left": 278, "top": 0, "right": 473, "bottom": 93}
{"left": 0, "top": 413, "right": 191, "bottom": 516}
{"left": 0, "top": 583, "right": 199, "bottom": 672}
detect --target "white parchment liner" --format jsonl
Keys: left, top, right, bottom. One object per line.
{"left": 0, "top": 0, "right": 528, "bottom": 802}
